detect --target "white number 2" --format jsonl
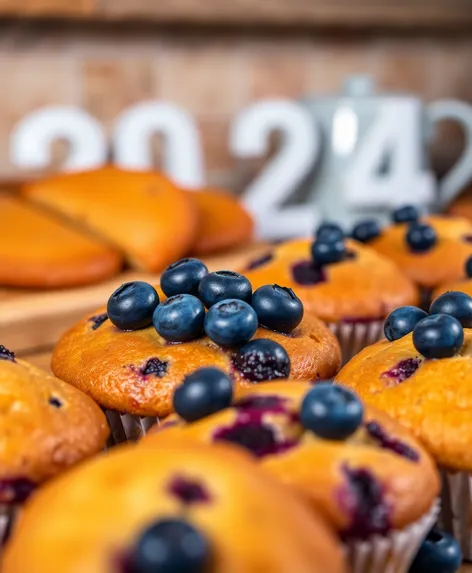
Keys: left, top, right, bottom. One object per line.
{"left": 10, "top": 106, "right": 107, "bottom": 171}
{"left": 230, "top": 100, "right": 320, "bottom": 240}
{"left": 344, "top": 100, "right": 435, "bottom": 208}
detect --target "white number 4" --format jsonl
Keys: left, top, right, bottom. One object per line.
{"left": 344, "top": 100, "right": 435, "bottom": 208}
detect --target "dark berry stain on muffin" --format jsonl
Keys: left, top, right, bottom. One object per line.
{"left": 291, "top": 261, "right": 327, "bottom": 286}
{"left": 0, "top": 345, "right": 15, "bottom": 362}
{"left": 0, "top": 478, "right": 36, "bottom": 504}
{"left": 232, "top": 349, "right": 290, "bottom": 383}
{"left": 366, "top": 421, "right": 419, "bottom": 462}
{"left": 245, "top": 252, "right": 274, "bottom": 270}
{"left": 462, "top": 235, "right": 472, "bottom": 243}
{"left": 212, "top": 399, "right": 298, "bottom": 458}
{"left": 337, "top": 465, "right": 391, "bottom": 539}
{"left": 382, "top": 358, "right": 421, "bottom": 385}
{"left": 48, "top": 396, "right": 63, "bottom": 409}
{"left": 88, "top": 313, "right": 109, "bottom": 330}
{"left": 167, "top": 476, "right": 211, "bottom": 505}
{"left": 141, "top": 358, "right": 168, "bottom": 378}
{"left": 235, "top": 395, "right": 288, "bottom": 412}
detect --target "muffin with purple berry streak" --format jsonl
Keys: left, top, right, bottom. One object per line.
{"left": 336, "top": 290, "right": 472, "bottom": 559}
{"left": 362, "top": 205, "right": 472, "bottom": 306}
{"left": 243, "top": 228, "right": 418, "bottom": 362}
{"left": 0, "top": 344, "right": 109, "bottom": 547}
{"left": 3, "top": 440, "right": 347, "bottom": 573}
{"left": 52, "top": 258, "right": 341, "bottom": 443}
{"left": 146, "top": 379, "right": 440, "bottom": 573}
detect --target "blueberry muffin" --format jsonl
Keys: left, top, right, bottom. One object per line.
{"left": 147, "top": 378, "right": 439, "bottom": 573}
{"left": 0, "top": 195, "right": 122, "bottom": 288}
{"left": 359, "top": 205, "right": 472, "bottom": 303}
{"left": 52, "top": 260, "right": 341, "bottom": 442}
{"left": 243, "top": 231, "right": 418, "bottom": 361}
{"left": 335, "top": 291, "right": 472, "bottom": 559}
{"left": 0, "top": 345, "right": 109, "bottom": 544}
{"left": 21, "top": 166, "right": 198, "bottom": 273}
{"left": 188, "top": 187, "right": 254, "bottom": 255}
{"left": 433, "top": 255, "right": 472, "bottom": 300}
{"left": 3, "top": 441, "right": 347, "bottom": 573}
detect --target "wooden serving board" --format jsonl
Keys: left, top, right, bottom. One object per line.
{"left": 0, "top": 242, "right": 270, "bottom": 358}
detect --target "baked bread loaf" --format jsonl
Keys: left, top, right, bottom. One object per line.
{"left": 0, "top": 195, "right": 122, "bottom": 288}
{"left": 189, "top": 187, "right": 253, "bottom": 255}
{"left": 22, "top": 166, "right": 198, "bottom": 273}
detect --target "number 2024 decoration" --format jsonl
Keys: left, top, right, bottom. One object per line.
{"left": 9, "top": 97, "right": 472, "bottom": 239}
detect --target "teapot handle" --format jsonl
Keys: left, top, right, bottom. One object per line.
{"left": 426, "top": 100, "right": 472, "bottom": 207}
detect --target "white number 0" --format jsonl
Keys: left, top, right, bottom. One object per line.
{"left": 230, "top": 100, "right": 320, "bottom": 240}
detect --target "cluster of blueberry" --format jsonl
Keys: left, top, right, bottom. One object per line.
{"left": 384, "top": 291, "right": 472, "bottom": 358}
{"left": 311, "top": 223, "right": 352, "bottom": 266}
{"left": 173, "top": 363, "right": 364, "bottom": 444}
{"left": 107, "top": 258, "right": 304, "bottom": 346}
{"left": 352, "top": 205, "right": 438, "bottom": 253}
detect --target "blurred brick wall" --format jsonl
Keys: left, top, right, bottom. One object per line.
{"left": 0, "top": 22, "right": 470, "bottom": 191}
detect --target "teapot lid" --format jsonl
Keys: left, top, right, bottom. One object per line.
{"left": 342, "top": 75, "right": 375, "bottom": 97}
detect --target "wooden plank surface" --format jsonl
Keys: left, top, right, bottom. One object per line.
{"left": 0, "top": 242, "right": 269, "bottom": 355}
{"left": 97, "top": 0, "right": 472, "bottom": 28}
{"left": 0, "top": 0, "right": 470, "bottom": 28}
{"left": 0, "top": 0, "right": 95, "bottom": 17}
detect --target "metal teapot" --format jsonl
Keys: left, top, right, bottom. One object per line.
{"left": 301, "top": 75, "right": 472, "bottom": 228}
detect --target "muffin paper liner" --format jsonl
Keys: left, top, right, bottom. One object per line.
{"left": 345, "top": 499, "right": 440, "bottom": 573}
{"left": 439, "top": 468, "right": 472, "bottom": 560}
{"left": 327, "top": 320, "right": 384, "bottom": 365}
{"left": 0, "top": 504, "right": 21, "bottom": 549}
{"left": 105, "top": 410, "right": 158, "bottom": 444}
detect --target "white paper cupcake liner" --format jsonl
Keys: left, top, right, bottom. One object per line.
{"left": 105, "top": 410, "right": 159, "bottom": 444}
{"left": 327, "top": 320, "right": 384, "bottom": 365}
{"left": 344, "top": 499, "right": 440, "bottom": 573}
{"left": 0, "top": 504, "right": 21, "bottom": 549}
{"left": 439, "top": 468, "right": 472, "bottom": 560}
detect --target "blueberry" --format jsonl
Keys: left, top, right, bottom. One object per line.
{"left": 430, "top": 291, "right": 472, "bottom": 328}
{"left": 0, "top": 345, "right": 15, "bottom": 362}
{"left": 251, "top": 284, "right": 303, "bottom": 334}
{"left": 204, "top": 299, "right": 258, "bottom": 347}
{"left": 130, "top": 518, "right": 209, "bottom": 573}
{"left": 300, "top": 383, "right": 364, "bottom": 440}
{"left": 233, "top": 339, "right": 291, "bottom": 382}
{"left": 405, "top": 223, "right": 437, "bottom": 253}
{"left": 311, "top": 239, "right": 345, "bottom": 266}
{"left": 413, "top": 314, "right": 464, "bottom": 359}
{"left": 198, "top": 271, "right": 252, "bottom": 309}
{"left": 173, "top": 367, "right": 233, "bottom": 422}
{"left": 466, "top": 256, "right": 472, "bottom": 278}
{"left": 315, "top": 222, "right": 344, "bottom": 243}
{"left": 384, "top": 306, "right": 428, "bottom": 342}
{"left": 392, "top": 205, "right": 420, "bottom": 224}
{"left": 107, "top": 281, "right": 159, "bottom": 331}
{"left": 409, "top": 528, "right": 462, "bottom": 573}
{"left": 161, "top": 258, "right": 208, "bottom": 298}
{"left": 352, "top": 220, "right": 381, "bottom": 243}
{"left": 153, "top": 295, "right": 205, "bottom": 343}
